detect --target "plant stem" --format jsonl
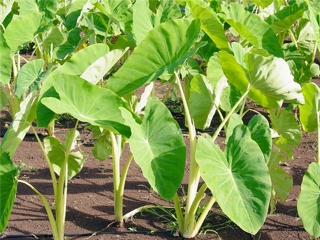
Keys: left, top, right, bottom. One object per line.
{"left": 175, "top": 71, "right": 199, "bottom": 235}
{"left": 212, "top": 85, "right": 251, "bottom": 143}
{"left": 18, "top": 180, "right": 59, "bottom": 240}
{"left": 193, "top": 196, "right": 216, "bottom": 236}
{"left": 56, "top": 121, "right": 79, "bottom": 239}
{"left": 173, "top": 193, "right": 184, "bottom": 233}
{"left": 30, "top": 125, "right": 57, "bottom": 198}
{"left": 110, "top": 132, "right": 124, "bottom": 225}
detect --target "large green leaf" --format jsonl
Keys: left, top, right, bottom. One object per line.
{"left": 44, "top": 131, "right": 85, "bottom": 180}
{"left": 3, "top": 12, "right": 43, "bottom": 52}
{"left": 265, "top": 2, "right": 307, "bottom": 34}
{"left": 308, "top": 1, "right": 320, "bottom": 52}
{"left": 80, "top": 48, "right": 127, "bottom": 85}
{"left": 298, "top": 162, "right": 320, "bottom": 238}
{"left": 247, "top": 114, "right": 272, "bottom": 163}
{"left": 106, "top": 18, "right": 202, "bottom": 96}
{"left": 196, "top": 126, "right": 271, "bottom": 234}
{"left": 132, "top": 0, "right": 153, "bottom": 44}
{"left": 270, "top": 110, "right": 301, "bottom": 159}
{"left": 0, "top": 0, "right": 14, "bottom": 24}
{"left": 121, "top": 97, "right": 186, "bottom": 201}
{"left": 56, "top": 43, "right": 110, "bottom": 76}
{"left": 18, "top": 0, "right": 39, "bottom": 15}
{"left": 222, "top": 3, "right": 283, "bottom": 57}
{"left": 0, "top": 94, "right": 37, "bottom": 158}
{"left": 15, "top": 59, "right": 44, "bottom": 99}
{"left": 41, "top": 75, "right": 131, "bottom": 137}
{"left": 0, "top": 152, "right": 19, "bottom": 233}
{"left": 299, "top": 83, "right": 320, "bottom": 133}
{"left": 219, "top": 51, "right": 304, "bottom": 108}
{"left": 187, "top": 0, "right": 229, "bottom": 51}
{"left": 245, "top": 53, "right": 304, "bottom": 105}
{"left": 0, "top": 32, "right": 12, "bottom": 84}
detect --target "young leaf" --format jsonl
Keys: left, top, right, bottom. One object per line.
{"left": 187, "top": 0, "right": 229, "bottom": 51}
{"left": 247, "top": 114, "right": 272, "bottom": 163}
{"left": 3, "top": 12, "right": 43, "bottom": 52}
{"left": 270, "top": 110, "right": 301, "bottom": 159}
{"left": 0, "top": 152, "right": 18, "bottom": 233}
{"left": 0, "top": 32, "right": 12, "bottom": 84}
{"left": 226, "top": 113, "right": 243, "bottom": 140}
{"left": 222, "top": 3, "right": 283, "bottom": 57}
{"left": 188, "top": 74, "right": 216, "bottom": 130}
{"left": 121, "top": 97, "right": 186, "bottom": 201}
{"left": 0, "top": 94, "right": 37, "bottom": 158}
{"left": 44, "top": 131, "right": 85, "bottom": 180}
{"left": 41, "top": 74, "right": 131, "bottom": 137}
{"left": 299, "top": 83, "right": 320, "bottom": 132}
{"left": 196, "top": 126, "right": 271, "bottom": 234}
{"left": 92, "top": 133, "right": 112, "bottom": 161}
{"left": 106, "top": 18, "right": 202, "bottom": 96}
{"left": 15, "top": 59, "right": 45, "bottom": 99}
{"left": 298, "top": 162, "right": 320, "bottom": 238}
{"left": 268, "top": 146, "right": 292, "bottom": 213}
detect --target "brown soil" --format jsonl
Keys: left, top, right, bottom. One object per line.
{"left": 1, "top": 80, "right": 320, "bottom": 240}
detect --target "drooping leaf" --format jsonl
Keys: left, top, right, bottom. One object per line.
{"left": 222, "top": 3, "right": 283, "bottom": 57}
{"left": 0, "top": 152, "right": 19, "bottom": 233}
{"left": 268, "top": 146, "right": 292, "bottom": 214}
{"left": 106, "top": 18, "right": 202, "bottom": 96}
{"left": 15, "top": 59, "right": 44, "bottom": 99}
{"left": 0, "top": 94, "right": 37, "bottom": 158}
{"left": 0, "top": 32, "right": 12, "bottom": 84}
{"left": 41, "top": 75, "right": 131, "bottom": 137}
{"left": 3, "top": 12, "right": 43, "bottom": 52}
{"left": 298, "top": 162, "right": 320, "bottom": 238}
{"left": 44, "top": 130, "right": 85, "bottom": 180}
{"left": 270, "top": 110, "right": 301, "bottom": 159}
{"left": 121, "top": 97, "right": 186, "bottom": 201}
{"left": 265, "top": 2, "right": 307, "bottom": 34}
{"left": 196, "top": 126, "right": 271, "bottom": 234}
{"left": 299, "top": 83, "right": 320, "bottom": 132}
{"left": 245, "top": 52, "right": 304, "bottom": 105}
{"left": 187, "top": 0, "right": 229, "bottom": 51}
{"left": 247, "top": 114, "right": 272, "bottom": 163}
{"left": 188, "top": 74, "right": 215, "bottom": 130}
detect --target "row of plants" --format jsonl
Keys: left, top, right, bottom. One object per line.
{"left": 0, "top": 0, "right": 320, "bottom": 239}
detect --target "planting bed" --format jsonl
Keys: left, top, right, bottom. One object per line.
{"left": 0, "top": 78, "right": 319, "bottom": 240}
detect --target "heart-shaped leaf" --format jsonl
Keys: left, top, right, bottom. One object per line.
{"left": 298, "top": 162, "right": 320, "bottom": 238}
{"left": 41, "top": 74, "right": 131, "bottom": 137}
{"left": 196, "top": 126, "right": 271, "bottom": 234}
{"left": 4, "top": 12, "right": 43, "bottom": 52}
{"left": 0, "top": 152, "right": 19, "bottom": 233}
{"left": 15, "top": 59, "right": 44, "bottom": 99}
{"left": 121, "top": 97, "right": 186, "bottom": 201}
{"left": 106, "top": 18, "right": 202, "bottom": 96}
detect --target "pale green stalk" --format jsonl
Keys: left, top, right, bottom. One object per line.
{"left": 30, "top": 125, "right": 57, "bottom": 197}
{"left": 174, "top": 71, "right": 199, "bottom": 235}
{"left": 110, "top": 132, "right": 123, "bottom": 224}
{"left": 55, "top": 121, "right": 79, "bottom": 239}
{"left": 212, "top": 85, "right": 251, "bottom": 143}
{"left": 173, "top": 193, "right": 184, "bottom": 233}
{"left": 18, "top": 180, "right": 59, "bottom": 240}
